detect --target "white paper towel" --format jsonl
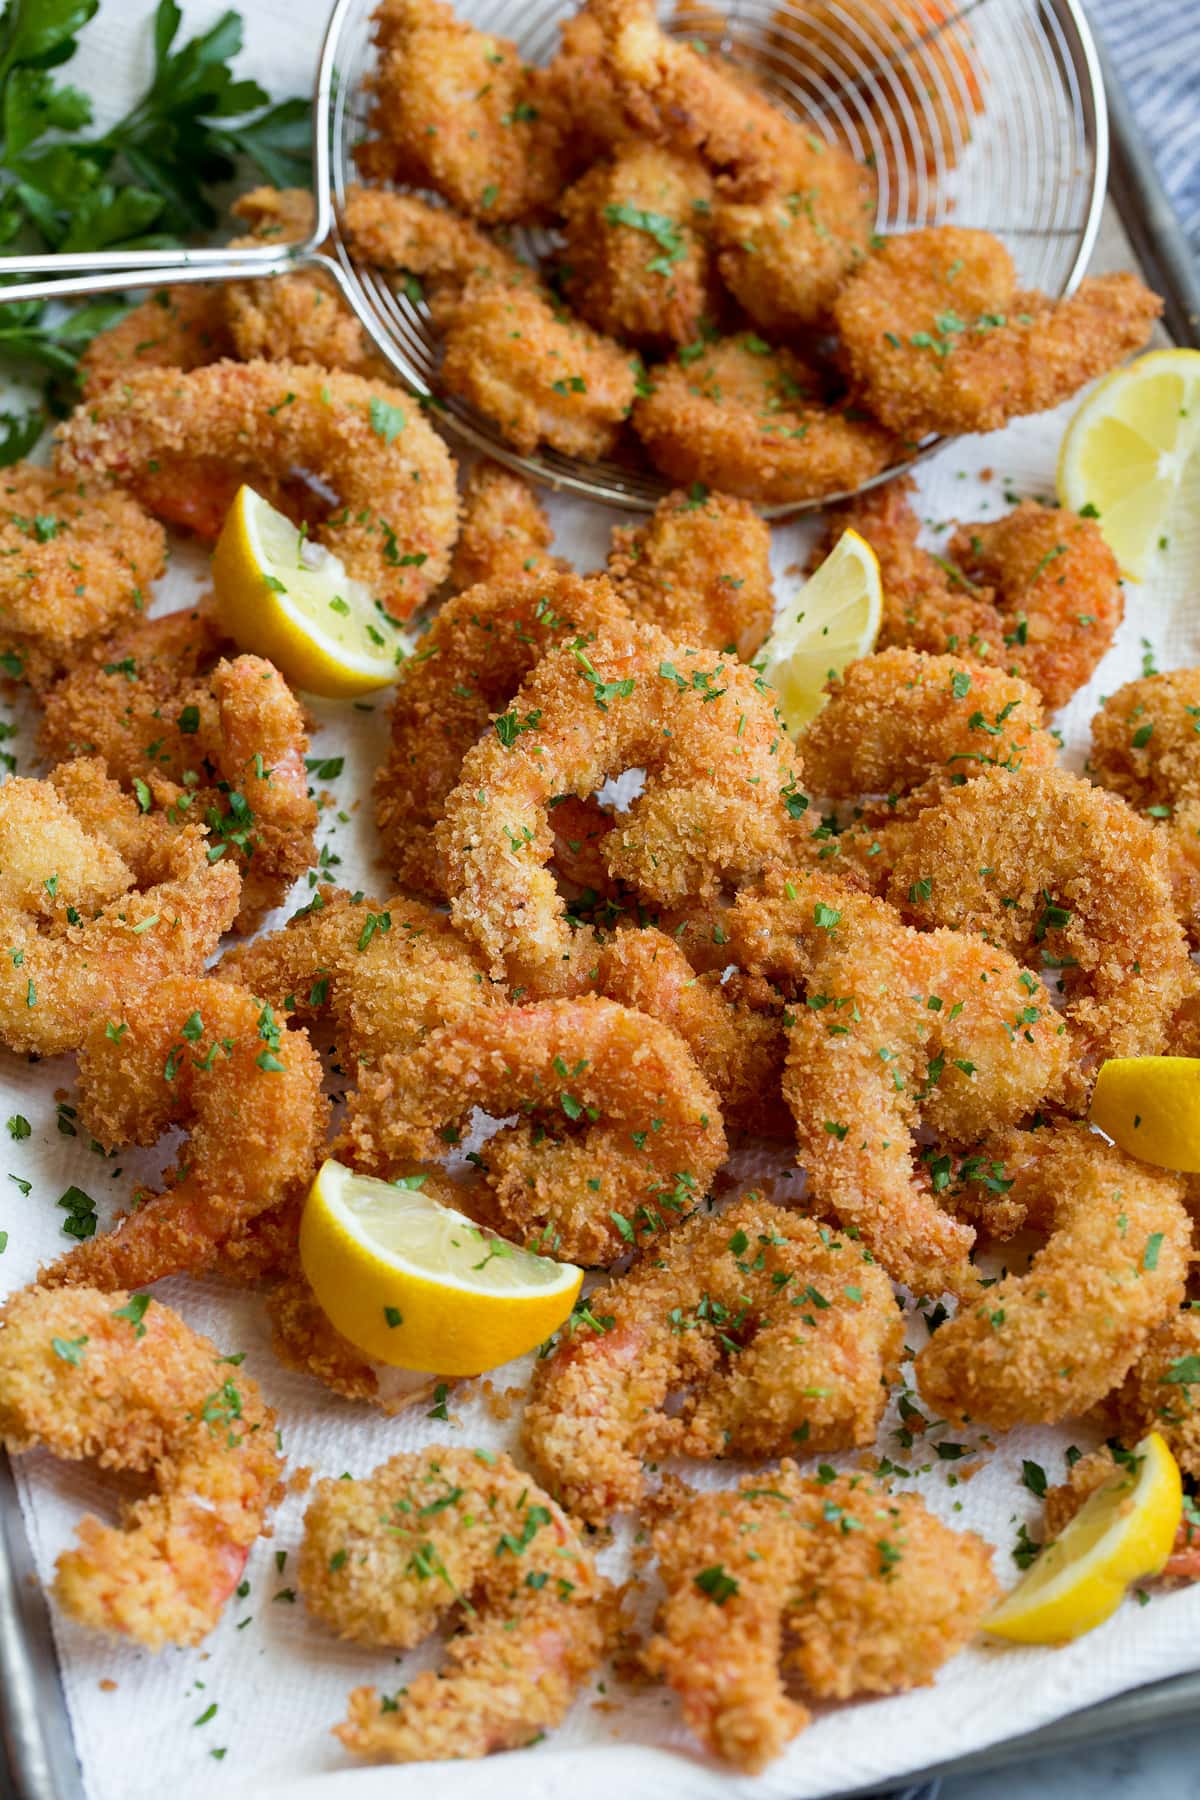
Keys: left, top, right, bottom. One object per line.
{"left": 4, "top": 4, "right": 1200, "bottom": 1798}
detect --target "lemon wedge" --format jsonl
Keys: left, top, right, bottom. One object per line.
{"left": 985, "top": 1433, "right": 1181, "bottom": 1644}
{"left": 211, "top": 485, "right": 409, "bottom": 697}
{"left": 299, "top": 1159, "right": 583, "bottom": 1375}
{"left": 757, "top": 527, "right": 883, "bottom": 735}
{"left": 1089, "top": 1056, "right": 1200, "bottom": 1172}
{"left": 1057, "top": 348, "right": 1200, "bottom": 579}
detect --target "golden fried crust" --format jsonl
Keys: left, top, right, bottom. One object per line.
{"left": 449, "top": 461, "right": 565, "bottom": 589}
{"left": 633, "top": 333, "right": 899, "bottom": 503}
{"left": 78, "top": 285, "right": 233, "bottom": 400}
{"left": 524, "top": 1195, "right": 902, "bottom": 1522}
{"left": 834, "top": 226, "right": 1161, "bottom": 436}
{"left": 916, "top": 1123, "right": 1191, "bottom": 1429}
{"left": 608, "top": 485, "right": 775, "bottom": 658}
{"left": 560, "top": 142, "right": 719, "bottom": 348}
{"left": 341, "top": 184, "right": 521, "bottom": 291}
{"left": 645, "top": 1462, "right": 997, "bottom": 1772}
{"left": 1107, "top": 1311, "right": 1200, "bottom": 1480}
{"left": 1091, "top": 670, "right": 1200, "bottom": 943}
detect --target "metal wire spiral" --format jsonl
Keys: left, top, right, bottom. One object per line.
{"left": 327, "top": 0, "right": 1107, "bottom": 512}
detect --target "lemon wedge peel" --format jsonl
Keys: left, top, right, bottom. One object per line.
{"left": 1089, "top": 1056, "right": 1200, "bottom": 1173}
{"left": 211, "top": 484, "right": 410, "bottom": 698}
{"left": 757, "top": 526, "right": 883, "bottom": 737}
{"left": 984, "top": 1432, "right": 1181, "bottom": 1645}
{"left": 1057, "top": 348, "right": 1200, "bottom": 580}
{"left": 299, "top": 1159, "right": 583, "bottom": 1376}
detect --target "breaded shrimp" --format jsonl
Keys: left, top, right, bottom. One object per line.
{"left": 712, "top": 140, "right": 874, "bottom": 332}
{"left": 0, "top": 465, "right": 166, "bottom": 687}
{"left": 219, "top": 884, "right": 499, "bottom": 1074}
{"left": 0, "top": 1286, "right": 283, "bottom": 1649}
{"left": 1042, "top": 1441, "right": 1200, "bottom": 1584}
{"left": 341, "top": 184, "right": 520, "bottom": 296}
{"left": 633, "top": 333, "right": 899, "bottom": 504}
{"left": 827, "top": 478, "right": 1123, "bottom": 709}
{"left": 729, "top": 868, "right": 1073, "bottom": 1291}
{"left": 78, "top": 285, "right": 233, "bottom": 400}
{"left": 915, "top": 1123, "right": 1191, "bottom": 1428}
{"left": 335, "top": 995, "right": 726, "bottom": 1265}
{"left": 607, "top": 485, "right": 775, "bottom": 658}
{"left": 298, "top": 1447, "right": 611, "bottom": 1761}
{"left": 55, "top": 361, "right": 458, "bottom": 620}
{"left": 356, "top": 0, "right": 571, "bottom": 222}
{"left": 448, "top": 460, "right": 564, "bottom": 589}
{"left": 0, "top": 762, "right": 240, "bottom": 1057}
{"left": 41, "top": 645, "right": 317, "bottom": 932}
{"left": 542, "top": 6, "right": 632, "bottom": 163}
{"left": 559, "top": 142, "right": 719, "bottom": 348}
{"left": 889, "top": 766, "right": 1193, "bottom": 1078}
{"left": 834, "top": 227, "right": 1161, "bottom": 437}
{"left": 524, "top": 1195, "right": 902, "bottom": 1523}
{"left": 437, "top": 620, "right": 808, "bottom": 992}
{"left": 645, "top": 1463, "right": 997, "bottom": 1772}
{"left": 41, "top": 976, "right": 328, "bottom": 1291}
{"left": 1105, "top": 1309, "right": 1200, "bottom": 1481}
{"left": 1090, "top": 669, "right": 1200, "bottom": 942}
{"left": 374, "top": 570, "right": 627, "bottom": 898}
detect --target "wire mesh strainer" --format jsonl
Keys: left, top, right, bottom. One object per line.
{"left": 0, "top": 0, "right": 1107, "bottom": 514}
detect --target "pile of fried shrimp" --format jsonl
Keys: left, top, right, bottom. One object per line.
{"left": 1, "top": 0, "right": 1198, "bottom": 1782}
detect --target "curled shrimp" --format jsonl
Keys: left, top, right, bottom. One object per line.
{"left": 833, "top": 225, "right": 1160, "bottom": 438}
{"left": 888, "top": 765, "right": 1194, "bottom": 1080}
{"left": 77, "top": 284, "right": 233, "bottom": 400}
{"left": 1090, "top": 669, "right": 1200, "bottom": 943}
{"left": 524, "top": 1194, "right": 903, "bottom": 1524}
{"left": 55, "top": 361, "right": 459, "bottom": 620}
{"left": 374, "top": 572, "right": 627, "bottom": 899}
{"left": 0, "top": 465, "right": 166, "bottom": 687}
{"left": 644, "top": 1462, "right": 997, "bottom": 1773}
{"left": 632, "top": 332, "right": 899, "bottom": 505}
{"left": 41, "top": 642, "right": 317, "bottom": 933}
{"left": 825, "top": 478, "right": 1123, "bottom": 709}
{"left": 728, "top": 868, "right": 1072, "bottom": 1292}
{"left": 0, "top": 1285, "right": 284, "bottom": 1649}
{"left": 438, "top": 619, "right": 809, "bottom": 992}
{"left": 219, "top": 884, "right": 501, "bottom": 1076}
{"left": 335, "top": 995, "right": 726, "bottom": 1265}
{"left": 41, "top": 975, "right": 328, "bottom": 1291}
{"left": 448, "top": 460, "right": 566, "bottom": 590}
{"left": 0, "top": 760, "right": 240, "bottom": 1057}
{"left": 607, "top": 484, "right": 776, "bottom": 660}
{"left": 915, "top": 1123, "right": 1191, "bottom": 1429}
{"left": 297, "top": 1446, "right": 611, "bottom": 1762}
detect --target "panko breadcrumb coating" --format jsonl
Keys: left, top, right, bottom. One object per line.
{"left": 645, "top": 1463, "right": 997, "bottom": 1772}
{"left": 449, "top": 460, "right": 565, "bottom": 589}
{"left": 607, "top": 484, "right": 775, "bottom": 658}
{"left": 524, "top": 1194, "right": 902, "bottom": 1523}
{"left": 0, "top": 1285, "right": 283, "bottom": 1649}
{"left": 1106, "top": 1309, "right": 1200, "bottom": 1482}
{"left": 298, "top": 1446, "right": 612, "bottom": 1761}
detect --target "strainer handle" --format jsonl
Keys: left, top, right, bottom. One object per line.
{"left": 0, "top": 243, "right": 323, "bottom": 307}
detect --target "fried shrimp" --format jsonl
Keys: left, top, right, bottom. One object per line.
{"left": 607, "top": 485, "right": 775, "bottom": 659}
{"left": 889, "top": 766, "right": 1193, "bottom": 1076}
{"left": 633, "top": 333, "right": 899, "bottom": 504}
{"left": 78, "top": 285, "right": 233, "bottom": 400}
{"left": 1105, "top": 1310, "right": 1200, "bottom": 1481}
{"left": 0, "top": 762, "right": 240, "bottom": 1057}
{"left": 1090, "top": 669, "right": 1200, "bottom": 941}
{"left": 41, "top": 644, "right": 317, "bottom": 932}
{"left": 298, "top": 1447, "right": 610, "bottom": 1762}
{"left": 827, "top": 478, "right": 1123, "bottom": 709}
{"left": 340, "top": 184, "right": 519, "bottom": 295}
{"left": 219, "top": 884, "right": 498, "bottom": 1074}
{"left": 711, "top": 140, "right": 874, "bottom": 333}
{"left": 357, "top": 0, "right": 571, "bottom": 222}
{"left": 591, "top": 925, "right": 788, "bottom": 1135}
{"left": 55, "top": 361, "right": 458, "bottom": 619}
{"left": 834, "top": 227, "right": 1161, "bottom": 438}
{"left": 42, "top": 976, "right": 328, "bottom": 1291}
{"left": 915, "top": 1123, "right": 1191, "bottom": 1429}
{"left": 0, "top": 465, "right": 166, "bottom": 687}
{"left": 437, "top": 620, "right": 808, "bottom": 992}
{"left": 0, "top": 1285, "right": 283, "bottom": 1649}
{"left": 448, "top": 460, "right": 564, "bottom": 589}
{"left": 559, "top": 142, "right": 718, "bottom": 348}
{"left": 729, "top": 868, "right": 1073, "bottom": 1291}
{"left": 336, "top": 995, "right": 726, "bottom": 1265}
{"left": 374, "top": 571, "right": 627, "bottom": 897}
{"left": 645, "top": 1463, "right": 997, "bottom": 1772}
{"left": 524, "top": 1195, "right": 902, "bottom": 1524}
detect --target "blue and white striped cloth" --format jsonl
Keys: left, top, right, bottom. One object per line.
{"left": 1089, "top": 0, "right": 1200, "bottom": 252}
